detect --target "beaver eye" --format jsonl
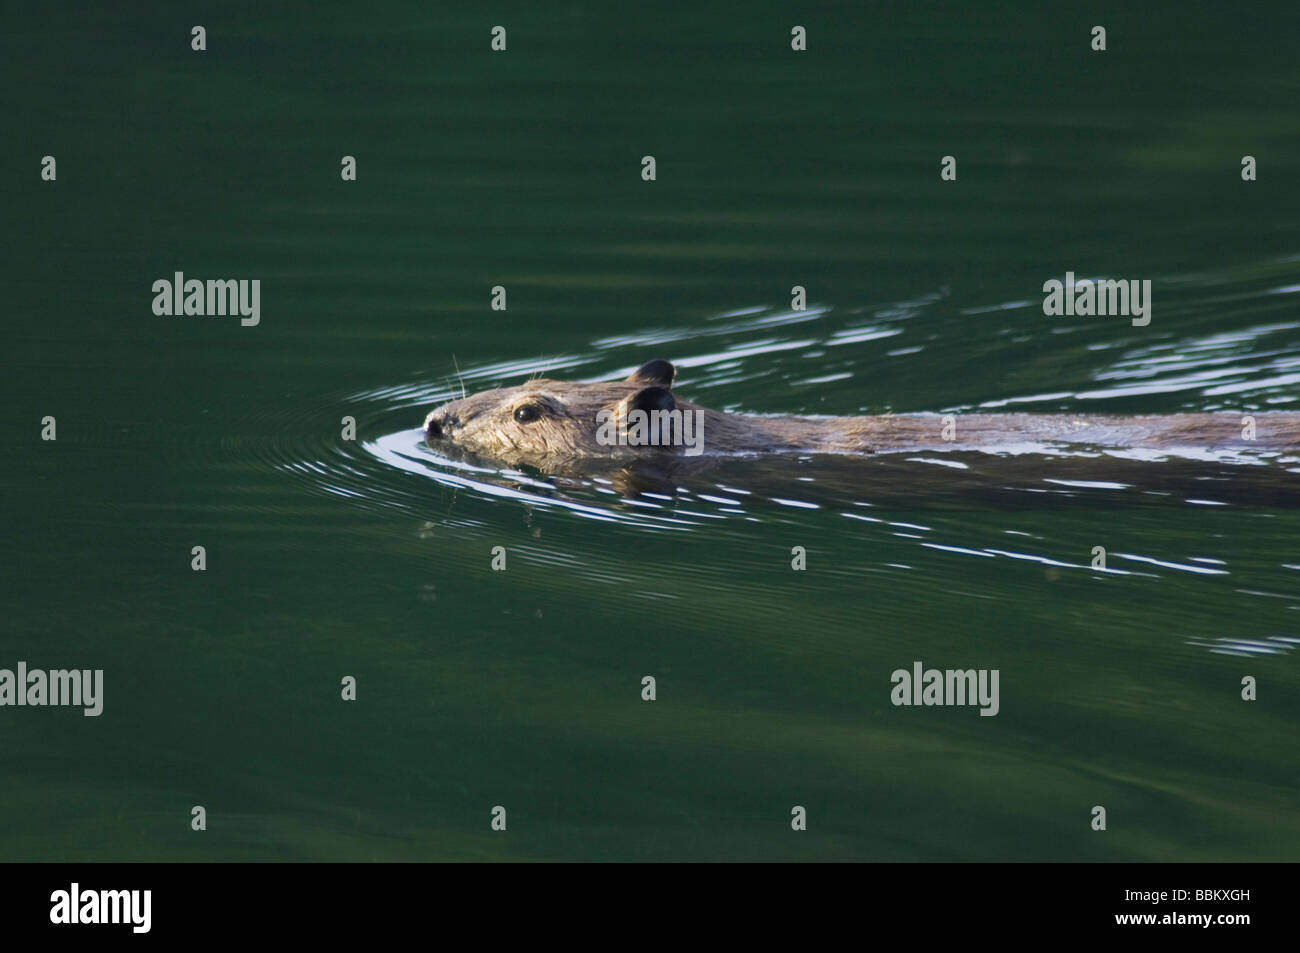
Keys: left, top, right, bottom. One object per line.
{"left": 514, "top": 404, "right": 543, "bottom": 424}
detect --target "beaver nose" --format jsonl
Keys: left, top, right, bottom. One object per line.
{"left": 425, "top": 412, "right": 459, "bottom": 440}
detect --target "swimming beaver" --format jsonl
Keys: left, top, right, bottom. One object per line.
{"left": 422, "top": 359, "right": 1300, "bottom": 467}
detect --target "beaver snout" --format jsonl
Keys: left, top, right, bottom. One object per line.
{"left": 424, "top": 410, "right": 460, "bottom": 441}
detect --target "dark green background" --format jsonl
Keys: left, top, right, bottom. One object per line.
{"left": 2, "top": 2, "right": 1298, "bottom": 860}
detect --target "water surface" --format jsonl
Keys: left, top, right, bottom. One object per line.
{"left": 2, "top": 1, "right": 1298, "bottom": 861}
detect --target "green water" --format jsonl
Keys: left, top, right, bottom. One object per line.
{"left": 3, "top": 2, "right": 1299, "bottom": 861}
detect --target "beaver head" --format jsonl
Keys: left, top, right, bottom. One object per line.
{"left": 423, "top": 359, "right": 687, "bottom": 465}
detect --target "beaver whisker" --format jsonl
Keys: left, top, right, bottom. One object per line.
{"left": 451, "top": 354, "right": 467, "bottom": 400}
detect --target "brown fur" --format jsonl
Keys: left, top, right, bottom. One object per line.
{"left": 423, "top": 359, "right": 1300, "bottom": 467}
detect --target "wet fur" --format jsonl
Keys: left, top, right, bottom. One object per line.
{"left": 423, "top": 359, "right": 1300, "bottom": 468}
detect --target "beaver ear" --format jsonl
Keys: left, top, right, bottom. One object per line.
{"left": 626, "top": 359, "right": 675, "bottom": 387}
{"left": 619, "top": 386, "right": 676, "bottom": 417}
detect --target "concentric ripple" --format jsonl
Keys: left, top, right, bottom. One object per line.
{"left": 248, "top": 271, "right": 1300, "bottom": 661}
